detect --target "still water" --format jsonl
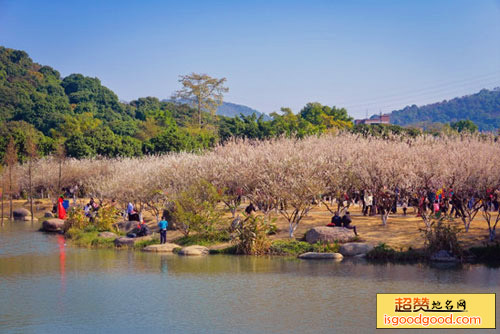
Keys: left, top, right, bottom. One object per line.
{"left": 0, "top": 221, "right": 498, "bottom": 334}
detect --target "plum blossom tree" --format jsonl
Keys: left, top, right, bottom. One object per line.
{"left": 10, "top": 132, "right": 500, "bottom": 242}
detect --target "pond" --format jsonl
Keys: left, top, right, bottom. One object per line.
{"left": 0, "top": 221, "right": 498, "bottom": 333}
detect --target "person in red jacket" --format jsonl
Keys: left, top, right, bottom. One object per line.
{"left": 58, "top": 196, "right": 67, "bottom": 220}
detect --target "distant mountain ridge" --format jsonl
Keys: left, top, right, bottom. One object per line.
{"left": 383, "top": 88, "right": 500, "bottom": 131}
{"left": 164, "top": 99, "right": 270, "bottom": 120}
{"left": 216, "top": 101, "right": 271, "bottom": 120}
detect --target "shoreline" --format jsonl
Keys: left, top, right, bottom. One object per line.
{"left": 43, "top": 227, "right": 500, "bottom": 267}
{"left": 5, "top": 198, "right": 499, "bottom": 266}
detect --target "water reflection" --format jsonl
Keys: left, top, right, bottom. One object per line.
{"left": 0, "top": 221, "right": 499, "bottom": 334}
{"left": 160, "top": 255, "right": 168, "bottom": 274}
{"left": 57, "top": 234, "right": 66, "bottom": 292}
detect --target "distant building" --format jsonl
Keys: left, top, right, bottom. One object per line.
{"left": 355, "top": 114, "right": 390, "bottom": 125}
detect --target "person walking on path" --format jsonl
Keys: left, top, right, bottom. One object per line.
{"left": 158, "top": 218, "right": 168, "bottom": 244}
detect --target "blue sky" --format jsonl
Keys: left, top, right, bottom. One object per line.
{"left": 1, "top": 0, "right": 499, "bottom": 118}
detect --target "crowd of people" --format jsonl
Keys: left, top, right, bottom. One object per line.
{"left": 52, "top": 183, "right": 500, "bottom": 243}
{"left": 329, "top": 187, "right": 500, "bottom": 219}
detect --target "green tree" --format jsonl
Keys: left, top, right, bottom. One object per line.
{"left": 65, "top": 134, "right": 95, "bottom": 158}
{"left": 450, "top": 120, "right": 478, "bottom": 133}
{"left": 299, "top": 102, "right": 353, "bottom": 130}
{"left": 172, "top": 180, "right": 224, "bottom": 236}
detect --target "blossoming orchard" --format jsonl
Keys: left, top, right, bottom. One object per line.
{"left": 12, "top": 133, "right": 500, "bottom": 241}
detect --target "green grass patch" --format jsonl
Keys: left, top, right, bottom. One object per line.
{"left": 65, "top": 228, "right": 115, "bottom": 248}
{"left": 174, "top": 231, "right": 230, "bottom": 246}
{"left": 469, "top": 243, "right": 500, "bottom": 264}
{"left": 132, "top": 237, "right": 160, "bottom": 249}
{"left": 209, "top": 245, "right": 238, "bottom": 254}
{"left": 269, "top": 240, "right": 339, "bottom": 256}
{"left": 366, "top": 243, "right": 426, "bottom": 262}
{"left": 66, "top": 227, "right": 159, "bottom": 249}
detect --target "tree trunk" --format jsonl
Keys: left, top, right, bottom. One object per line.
{"left": 198, "top": 100, "right": 202, "bottom": 126}
{"left": 29, "top": 161, "right": 34, "bottom": 223}
{"left": 381, "top": 212, "right": 389, "bottom": 226}
{"left": 489, "top": 228, "right": 496, "bottom": 242}
{"left": 289, "top": 223, "right": 294, "bottom": 238}
{"left": 1, "top": 177, "right": 3, "bottom": 225}
{"left": 58, "top": 161, "right": 62, "bottom": 195}
{"left": 9, "top": 166, "right": 13, "bottom": 221}
{"left": 461, "top": 216, "right": 470, "bottom": 232}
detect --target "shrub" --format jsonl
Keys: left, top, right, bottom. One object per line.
{"left": 366, "top": 243, "right": 426, "bottom": 262}
{"left": 64, "top": 207, "right": 91, "bottom": 232}
{"left": 94, "top": 204, "right": 119, "bottom": 232}
{"left": 172, "top": 179, "right": 225, "bottom": 236}
{"left": 175, "top": 230, "right": 231, "bottom": 246}
{"left": 232, "top": 215, "right": 272, "bottom": 255}
{"left": 269, "top": 240, "right": 339, "bottom": 255}
{"left": 63, "top": 205, "right": 118, "bottom": 233}
{"left": 421, "top": 217, "right": 462, "bottom": 257}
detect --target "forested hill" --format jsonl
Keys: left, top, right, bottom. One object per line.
{"left": 387, "top": 88, "right": 500, "bottom": 131}
{"left": 0, "top": 46, "right": 355, "bottom": 160}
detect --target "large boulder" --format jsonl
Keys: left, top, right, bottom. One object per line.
{"left": 98, "top": 231, "right": 118, "bottom": 239}
{"left": 298, "top": 252, "right": 343, "bottom": 260}
{"left": 430, "top": 250, "right": 459, "bottom": 262}
{"left": 143, "top": 243, "right": 180, "bottom": 253}
{"left": 305, "top": 226, "right": 356, "bottom": 244}
{"left": 115, "top": 220, "right": 140, "bottom": 232}
{"left": 339, "top": 243, "right": 374, "bottom": 257}
{"left": 41, "top": 218, "right": 65, "bottom": 232}
{"left": 178, "top": 245, "right": 209, "bottom": 256}
{"left": 114, "top": 235, "right": 152, "bottom": 247}
{"left": 13, "top": 208, "right": 30, "bottom": 220}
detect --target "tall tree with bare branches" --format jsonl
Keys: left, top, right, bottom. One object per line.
{"left": 26, "top": 135, "right": 38, "bottom": 223}
{"left": 55, "top": 141, "right": 66, "bottom": 196}
{"left": 0, "top": 165, "right": 4, "bottom": 225}
{"left": 4, "top": 138, "right": 18, "bottom": 220}
{"left": 173, "top": 73, "right": 228, "bottom": 125}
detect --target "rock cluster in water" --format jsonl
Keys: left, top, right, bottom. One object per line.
{"left": 114, "top": 236, "right": 152, "bottom": 247}
{"left": 178, "top": 245, "right": 209, "bottom": 256}
{"left": 298, "top": 252, "right": 343, "bottom": 260}
{"left": 339, "top": 243, "right": 374, "bottom": 257}
{"left": 41, "top": 218, "right": 65, "bottom": 232}
{"left": 143, "top": 243, "right": 180, "bottom": 252}
{"left": 13, "top": 208, "right": 37, "bottom": 222}
{"left": 430, "top": 250, "right": 459, "bottom": 262}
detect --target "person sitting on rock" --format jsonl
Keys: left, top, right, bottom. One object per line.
{"left": 136, "top": 221, "right": 151, "bottom": 237}
{"left": 128, "top": 210, "right": 140, "bottom": 222}
{"left": 342, "top": 211, "right": 358, "bottom": 236}
{"left": 327, "top": 212, "right": 342, "bottom": 227}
